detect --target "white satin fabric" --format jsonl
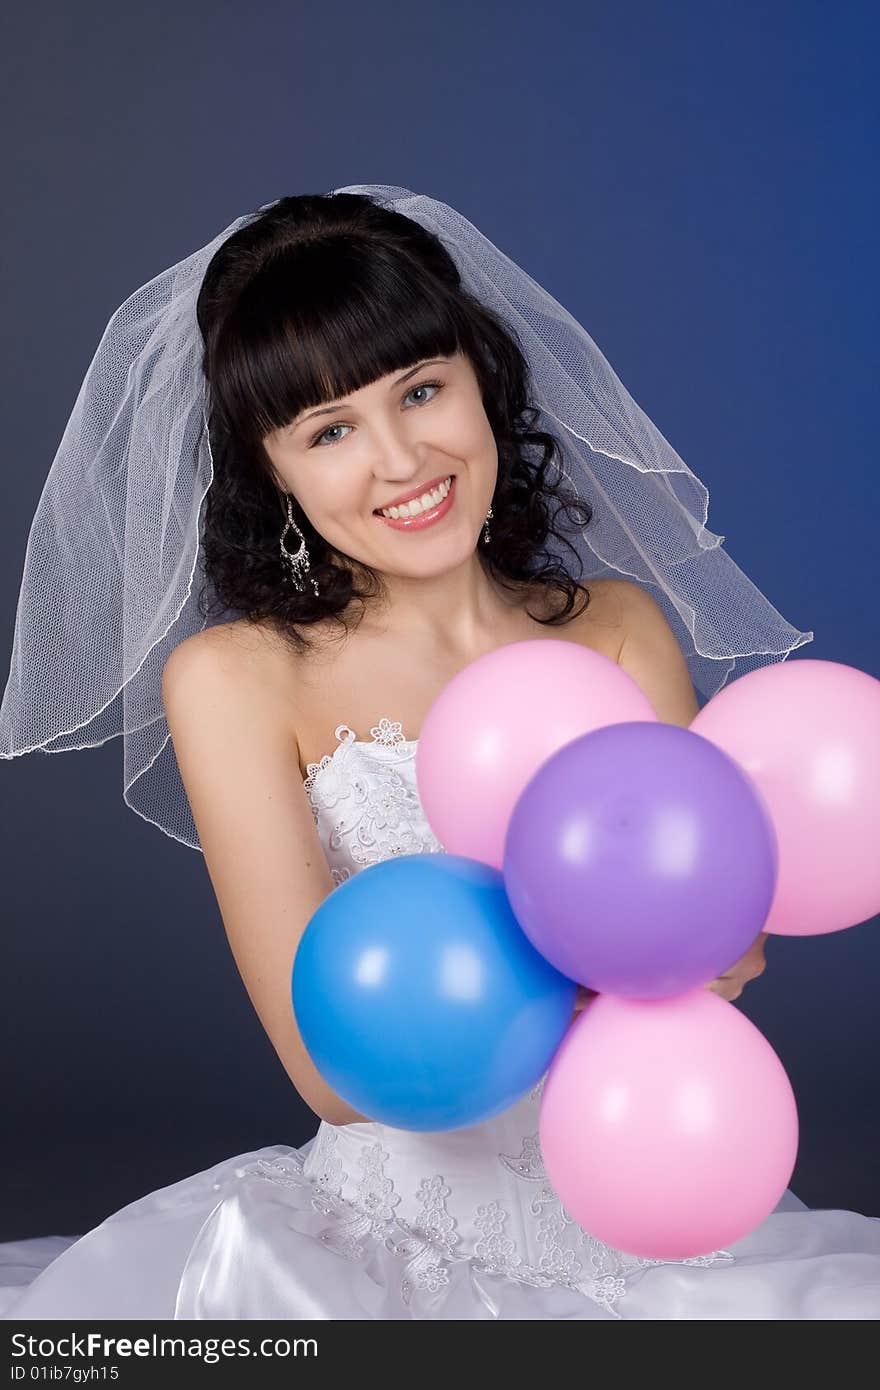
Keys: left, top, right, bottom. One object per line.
{"left": 3, "top": 718, "right": 879, "bottom": 1320}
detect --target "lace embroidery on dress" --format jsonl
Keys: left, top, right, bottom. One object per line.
{"left": 386, "top": 1176, "right": 462, "bottom": 1302}
{"left": 256, "top": 1117, "right": 735, "bottom": 1317}
{"left": 302, "top": 718, "right": 445, "bottom": 886}
{"left": 495, "top": 1130, "right": 736, "bottom": 1315}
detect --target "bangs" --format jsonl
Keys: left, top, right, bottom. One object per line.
{"left": 219, "top": 236, "right": 472, "bottom": 443}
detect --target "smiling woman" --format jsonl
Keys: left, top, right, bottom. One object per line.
{"left": 4, "top": 185, "right": 863, "bottom": 1324}
{"left": 194, "top": 193, "right": 597, "bottom": 658}
{"left": 261, "top": 348, "right": 488, "bottom": 550}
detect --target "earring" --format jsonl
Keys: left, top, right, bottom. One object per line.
{"left": 280, "top": 494, "right": 320, "bottom": 597}
{"left": 482, "top": 505, "right": 494, "bottom": 544}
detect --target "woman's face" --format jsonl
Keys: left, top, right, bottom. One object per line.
{"left": 262, "top": 348, "right": 497, "bottom": 580}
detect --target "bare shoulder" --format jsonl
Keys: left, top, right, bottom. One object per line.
{"left": 162, "top": 616, "right": 278, "bottom": 671}
{"left": 566, "top": 577, "right": 642, "bottom": 662}
{"left": 586, "top": 578, "right": 699, "bottom": 725}
{"left": 588, "top": 577, "right": 684, "bottom": 648}
{"left": 161, "top": 618, "right": 303, "bottom": 736}
{"left": 583, "top": 577, "right": 664, "bottom": 626}
{"left": 165, "top": 619, "right": 298, "bottom": 683}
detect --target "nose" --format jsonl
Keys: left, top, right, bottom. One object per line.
{"left": 367, "top": 415, "right": 433, "bottom": 487}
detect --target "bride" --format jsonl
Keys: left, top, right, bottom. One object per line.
{"left": 1, "top": 186, "right": 878, "bottom": 1319}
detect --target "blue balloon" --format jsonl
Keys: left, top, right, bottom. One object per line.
{"left": 292, "top": 853, "right": 576, "bottom": 1131}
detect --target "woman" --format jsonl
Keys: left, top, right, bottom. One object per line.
{"left": 1, "top": 187, "right": 877, "bottom": 1319}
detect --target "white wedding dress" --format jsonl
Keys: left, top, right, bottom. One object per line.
{"left": 3, "top": 717, "right": 880, "bottom": 1320}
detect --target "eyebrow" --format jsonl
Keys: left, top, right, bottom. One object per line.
{"left": 290, "top": 358, "right": 450, "bottom": 431}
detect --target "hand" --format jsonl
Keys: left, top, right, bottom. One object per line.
{"left": 705, "top": 931, "right": 768, "bottom": 1002}
{"left": 569, "top": 931, "right": 768, "bottom": 1018}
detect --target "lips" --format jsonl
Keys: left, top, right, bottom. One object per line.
{"left": 373, "top": 473, "right": 454, "bottom": 514}
{"left": 373, "top": 473, "right": 457, "bottom": 531}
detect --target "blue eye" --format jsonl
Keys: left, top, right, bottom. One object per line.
{"left": 309, "top": 379, "right": 444, "bottom": 449}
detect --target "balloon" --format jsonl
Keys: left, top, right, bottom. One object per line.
{"left": 292, "top": 852, "right": 577, "bottom": 1131}
{"left": 503, "top": 721, "right": 778, "bottom": 997}
{"left": 416, "top": 639, "right": 658, "bottom": 869}
{"left": 539, "top": 990, "right": 799, "bottom": 1259}
{"left": 692, "top": 659, "right": 880, "bottom": 936}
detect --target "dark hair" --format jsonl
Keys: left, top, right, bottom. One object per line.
{"left": 194, "top": 192, "right": 595, "bottom": 655}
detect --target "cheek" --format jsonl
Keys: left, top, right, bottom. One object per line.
{"left": 442, "top": 404, "right": 497, "bottom": 462}
{"left": 266, "top": 448, "right": 309, "bottom": 503}
{"left": 304, "top": 476, "right": 371, "bottom": 527}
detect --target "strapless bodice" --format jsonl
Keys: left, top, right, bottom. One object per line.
{"left": 301, "top": 716, "right": 445, "bottom": 884}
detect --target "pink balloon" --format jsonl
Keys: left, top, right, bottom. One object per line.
{"left": 416, "top": 639, "right": 657, "bottom": 868}
{"left": 691, "top": 659, "right": 880, "bottom": 936}
{"left": 539, "top": 990, "right": 798, "bottom": 1260}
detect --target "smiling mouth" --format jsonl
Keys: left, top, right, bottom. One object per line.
{"left": 373, "top": 473, "right": 458, "bottom": 529}
{"left": 372, "top": 473, "right": 456, "bottom": 518}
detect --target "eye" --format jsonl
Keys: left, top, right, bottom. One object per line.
{"left": 308, "top": 379, "right": 445, "bottom": 449}
{"left": 406, "top": 380, "right": 443, "bottom": 406}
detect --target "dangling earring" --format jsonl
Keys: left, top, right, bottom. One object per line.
{"left": 279, "top": 493, "right": 320, "bottom": 597}
{"left": 482, "top": 505, "right": 494, "bottom": 544}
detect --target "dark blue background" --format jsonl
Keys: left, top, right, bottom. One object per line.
{"left": 1, "top": 0, "right": 877, "bottom": 1239}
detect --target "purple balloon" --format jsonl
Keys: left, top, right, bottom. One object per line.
{"left": 502, "top": 722, "right": 779, "bottom": 999}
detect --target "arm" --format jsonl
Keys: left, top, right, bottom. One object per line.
{"left": 161, "top": 628, "right": 370, "bottom": 1127}
{"left": 613, "top": 580, "right": 766, "bottom": 1001}
{"left": 613, "top": 580, "right": 701, "bottom": 729}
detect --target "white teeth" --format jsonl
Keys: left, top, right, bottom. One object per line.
{"left": 379, "top": 475, "right": 452, "bottom": 519}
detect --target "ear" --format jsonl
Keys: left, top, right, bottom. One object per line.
{"left": 609, "top": 580, "right": 701, "bottom": 728}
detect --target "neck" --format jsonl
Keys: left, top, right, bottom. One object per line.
{"left": 364, "top": 554, "right": 527, "bottom": 657}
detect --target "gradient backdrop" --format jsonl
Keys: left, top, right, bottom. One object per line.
{"left": 1, "top": 0, "right": 877, "bottom": 1240}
